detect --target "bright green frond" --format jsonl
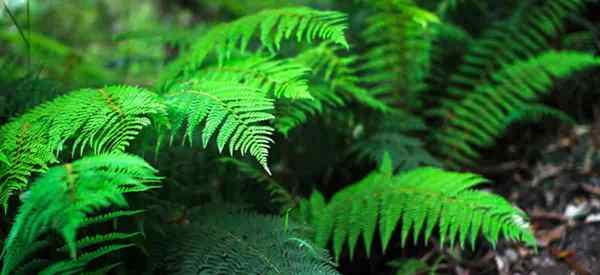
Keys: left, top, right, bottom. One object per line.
{"left": 165, "top": 81, "right": 275, "bottom": 174}
{"left": 0, "top": 86, "right": 166, "bottom": 209}
{"left": 159, "top": 7, "right": 349, "bottom": 90}
{"left": 196, "top": 55, "right": 313, "bottom": 99}
{"left": 1, "top": 153, "right": 159, "bottom": 275}
{"left": 300, "top": 154, "right": 535, "bottom": 261}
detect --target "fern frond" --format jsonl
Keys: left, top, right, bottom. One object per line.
{"left": 159, "top": 7, "right": 349, "bottom": 89}
{"left": 165, "top": 81, "right": 275, "bottom": 174}
{"left": 274, "top": 42, "right": 391, "bottom": 135}
{"left": 39, "top": 244, "right": 134, "bottom": 275}
{"left": 55, "top": 232, "right": 141, "bottom": 253}
{"left": 275, "top": 84, "right": 345, "bottom": 135}
{"left": 432, "top": 51, "right": 600, "bottom": 166}
{"left": 194, "top": 54, "right": 312, "bottom": 99}
{"left": 299, "top": 154, "right": 535, "bottom": 261}
{"left": 0, "top": 86, "right": 166, "bottom": 208}
{"left": 360, "top": 0, "right": 439, "bottom": 106}
{"left": 295, "top": 42, "right": 391, "bottom": 111}
{"left": 1, "top": 153, "right": 159, "bottom": 275}
{"left": 444, "top": 0, "right": 586, "bottom": 98}
{"left": 149, "top": 207, "right": 339, "bottom": 274}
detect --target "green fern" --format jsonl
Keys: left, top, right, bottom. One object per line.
{"left": 193, "top": 54, "right": 313, "bottom": 99}
{"left": 1, "top": 153, "right": 160, "bottom": 275}
{"left": 298, "top": 153, "right": 535, "bottom": 261}
{"left": 360, "top": 0, "right": 439, "bottom": 106}
{"left": 275, "top": 42, "right": 390, "bottom": 135}
{"left": 158, "top": 7, "right": 349, "bottom": 90}
{"left": 275, "top": 84, "right": 345, "bottom": 135}
{"left": 149, "top": 206, "right": 339, "bottom": 274}
{"left": 165, "top": 80, "right": 275, "bottom": 174}
{"left": 0, "top": 86, "right": 165, "bottom": 209}
{"left": 443, "top": 0, "right": 586, "bottom": 98}
{"left": 349, "top": 112, "right": 441, "bottom": 171}
{"left": 432, "top": 51, "right": 600, "bottom": 166}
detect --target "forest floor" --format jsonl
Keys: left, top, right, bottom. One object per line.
{"left": 474, "top": 124, "right": 600, "bottom": 275}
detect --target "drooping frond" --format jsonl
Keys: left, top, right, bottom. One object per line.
{"left": 165, "top": 81, "right": 275, "bottom": 174}
{"left": 158, "top": 7, "right": 349, "bottom": 90}
{"left": 149, "top": 206, "right": 340, "bottom": 275}
{"left": 432, "top": 52, "right": 600, "bottom": 166}
{"left": 298, "top": 154, "right": 535, "bottom": 261}
{"left": 0, "top": 86, "right": 166, "bottom": 209}
{"left": 1, "top": 153, "right": 160, "bottom": 275}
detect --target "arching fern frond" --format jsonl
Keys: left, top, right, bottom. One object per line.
{"left": 432, "top": 51, "right": 600, "bottom": 166}
{"left": 159, "top": 7, "right": 349, "bottom": 90}
{"left": 298, "top": 154, "right": 535, "bottom": 261}
{"left": 149, "top": 207, "right": 339, "bottom": 275}
{"left": 165, "top": 81, "right": 275, "bottom": 174}
{"left": 194, "top": 54, "right": 313, "bottom": 99}
{"left": 444, "top": 0, "right": 586, "bottom": 98}
{"left": 0, "top": 86, "right": 166, "bottom": 209}
{"left": 1, "top": 153, "right": 160, "bottom": 275}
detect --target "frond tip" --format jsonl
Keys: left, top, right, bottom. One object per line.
{"left": 299, "top": 153, "right": 536, "bottom": 261}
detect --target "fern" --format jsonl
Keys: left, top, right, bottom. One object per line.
{"left": 193, "top": 54, "right": 313, "bottom": 99}
{"left": 158, "top": 7, "right": 349, "bottom": 90}
{"left": 165, "top": 80, "right": 276, "bottom": 174}
{"left": 443, "top": 0, "right": 586, "bottom": 98}
{"left": 349, "top": 112, "right": 441, "bottom": 171}
{"left": 275, "top": 42, "right": 390, "bottom": 135}
{"left": 275, "top": 84, "right": 345, "bottom": 135}
{"left": 360, "top": 0, "right": 439, "bottom": 106}
{"left": 0, "top": 86, "right": 166, "bottom": 208}
{"left": 432, "top": 51, "right": 600, "bottom": 166}
{"left": 1, "top": 153, "right": 160, "bottom": 275}
{"left": 149, "top": 206, "right": 339, "bottom": 274}
{"left": 298, "top": 153, "right": 535, "bottom": 261}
